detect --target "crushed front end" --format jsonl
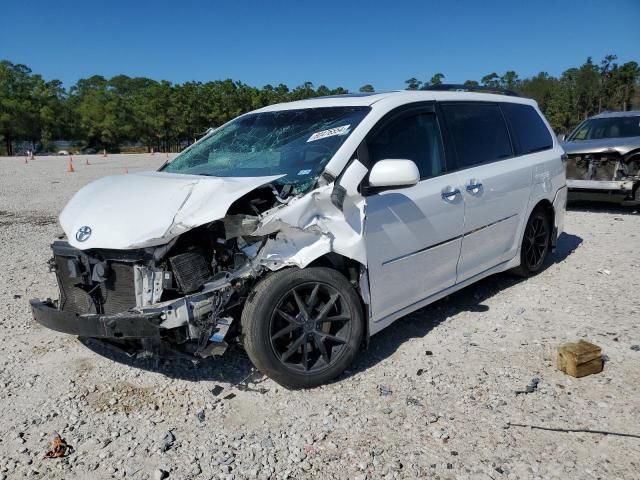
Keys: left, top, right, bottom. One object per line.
{"left": 31, "top": 218, "right": 261, "bottom": 357}
{"left": 565, "top": 150, "right": 639, "bottom": 204}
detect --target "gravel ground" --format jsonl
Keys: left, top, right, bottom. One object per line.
{"left": 1, "top": 154, "right": 639, "bottom": 480}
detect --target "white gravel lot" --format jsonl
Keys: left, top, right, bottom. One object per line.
{"left": 1, "top": 154, "right": 639, "bottom": 480}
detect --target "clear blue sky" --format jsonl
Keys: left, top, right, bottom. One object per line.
{"left": 2, "top": 0, "right": 639, "bottom": 91}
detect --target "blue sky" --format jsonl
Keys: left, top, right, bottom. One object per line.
{"left": 1, "top": 0, "right": 639, "bottom": 91}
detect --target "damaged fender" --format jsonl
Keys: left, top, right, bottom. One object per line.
{"left": 250, "top": 160, "right": 369, "bottom": 270}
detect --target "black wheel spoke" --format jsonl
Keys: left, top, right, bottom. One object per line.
{"left": 313, "top": 332, "right": 331, "bottom": 363}
{"left": 281, "top": 333, "right": 307, "bottom": 362}
{"left": 315, "top": 293, "right": 340, "bottom": 321}
{"left": 292, "top": 289, "right": 308, "bottom": 317}
{"left": 319, "top": 333, "right": 346, "bottom": 345}
{"left": 271, "top": 323, "right": 299, "bottom": 341}
{"left": 307, "top": 284, "right": 320, "bottom": 311}
{"left": 276, "top": 308, "right": 298, "bottom": 325}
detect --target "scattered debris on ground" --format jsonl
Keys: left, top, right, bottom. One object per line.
{"left": 44, "top": 433, "right": 72, "bottom": 459}
{"left": 515, "top": 377, "right": 540, "bottom": 395}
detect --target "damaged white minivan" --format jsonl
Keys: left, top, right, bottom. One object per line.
{"left": 31, "top": 88, "right": 567, "bottom": 388}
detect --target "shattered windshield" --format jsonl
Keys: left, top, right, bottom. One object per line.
{"left": 568, "top": 116, "right": 640, "bottom": 141}
{"left": 160, "top": 106, "right": 370, "bottom": 193}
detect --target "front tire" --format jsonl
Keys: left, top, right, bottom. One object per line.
{"left": 512, "top": 206, "right": 551, "bottom": 277}
{"left": 241, "top": 267, "right": 364, "bottom": 389}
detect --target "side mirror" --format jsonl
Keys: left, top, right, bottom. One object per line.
{"left": 557, "top": 133, "right": 566, "bottom": 142}
{"left": 369, "top": 159, "right": 420, "bottom": 189}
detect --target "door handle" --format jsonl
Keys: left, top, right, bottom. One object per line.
{"left": 441, "top": 187, "right": 461, "bottom": 200}
{"left": 466, "top": 179, "right": 483, "bottom": 193}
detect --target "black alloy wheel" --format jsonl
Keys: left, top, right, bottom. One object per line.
{"left": 269, "top": 282, "right": 352, "bottom": 373}
{"left": 241, "top": 267, "right": 364, "bottom": 389}
{"left": 513, "top": 207, "right": 551, "bottom": 277}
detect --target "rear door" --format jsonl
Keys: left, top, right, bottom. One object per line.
{"left": 439, "top": 102, "right": 532, "bottom": 282}
{"left": 363, "top": 105, "right": 466, "bottom": 322}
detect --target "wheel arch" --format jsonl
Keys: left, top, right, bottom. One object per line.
{"left": 530, "top": 198, "right": 555, "bottom": 247}
{"left": 306, "top": 253, "right": 371, "bottom": 347}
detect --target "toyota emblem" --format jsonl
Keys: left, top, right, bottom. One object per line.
{"left": 76, "top": 225, "right": 92, "bottom": 242}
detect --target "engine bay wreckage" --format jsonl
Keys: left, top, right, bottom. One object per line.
{"left": 562, "top": 113, "right": 640, "bottom": 204}
{"left": 30, "top": 165, "right": 369, "bottom": 358}
{"left": 564, "top": 145, "right": 640, "bottom": 204}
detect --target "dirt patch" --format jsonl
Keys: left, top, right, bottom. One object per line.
{"left": 0, "top": 210, "right": 57, "bottom": 226}
{"left": 86, "top": 381, "right": 156, "bottom": 414}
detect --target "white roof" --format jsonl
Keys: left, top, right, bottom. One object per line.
{"left": 254, "top": 90, "right": 537, "bottom": 113}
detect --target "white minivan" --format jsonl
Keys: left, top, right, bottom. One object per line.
{"left": 31, "top": 88, "right": 567, "bottom": 388}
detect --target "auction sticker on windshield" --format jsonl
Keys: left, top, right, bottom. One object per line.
{"left": 307, "top": 125, "right": 350, "bottom": 142}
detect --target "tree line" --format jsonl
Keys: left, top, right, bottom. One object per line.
{"left": 1, "top": 55, "right": 638, "bottom": 156}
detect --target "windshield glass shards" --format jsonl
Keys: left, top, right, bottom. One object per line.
{"left": 568, "top": 116, "right": 640, "bottom": 141}
{"left": 160, "top": 106, "right": 370, "bottom": 193}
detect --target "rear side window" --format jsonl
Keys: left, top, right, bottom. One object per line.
{"left": 441, "top": 103, "right": 512, "bottom": 169}
{"left": 368, "top": 112, "right": 445, "bottom": 179}
{"left": 501, "top": 103, "right": 553, "bottom": 155}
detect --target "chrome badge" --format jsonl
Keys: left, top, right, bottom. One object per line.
{"left": 75, "top": 225, "right": 92, "bottom": 242}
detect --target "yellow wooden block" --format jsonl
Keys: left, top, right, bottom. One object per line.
{"left": 557, "top": 340, "right": 603, "bottom": 378}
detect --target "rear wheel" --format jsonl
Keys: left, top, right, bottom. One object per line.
{"left": 241, "top": 267, "right": 364, "bottom": 389}
{"left": 512, "top": 207, "right": 551, "bottom": 277}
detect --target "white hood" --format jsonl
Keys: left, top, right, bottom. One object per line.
{"left": 60, "top": 171, "right": 283, "bottom": 250}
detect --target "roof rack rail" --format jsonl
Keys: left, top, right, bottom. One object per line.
{"left": 423, "top": 84, "right": 520, "bottom": 97}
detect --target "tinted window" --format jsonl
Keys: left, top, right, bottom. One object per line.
{"left": 441, "top": 103, "right": 513, "bottom": 168}
{"left": 502, "top": 103, "right": 553, "bottom": 155}
{"left": 368, "top": 113, "right": 445, "bottom": 179}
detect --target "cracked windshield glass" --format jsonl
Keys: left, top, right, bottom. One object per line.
{"left": 161, "top": 106, "right": 370, "bottom": 194}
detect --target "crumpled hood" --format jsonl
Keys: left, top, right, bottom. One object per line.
{"left": 60, "top": 171, "right": 283, "bottom": 250}
{"left": 562, "top": 136, "right": 640, "bottom": 156}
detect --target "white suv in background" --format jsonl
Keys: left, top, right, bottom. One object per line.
{"left": 31, "top": 87, "right": 567, "bottom": 388}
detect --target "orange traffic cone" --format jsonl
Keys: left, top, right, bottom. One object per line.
{"left": 67, "top": 158, "right": 75, "bottom": 173}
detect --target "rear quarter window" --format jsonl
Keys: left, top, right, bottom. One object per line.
{"left": 440, "top": 103, "right": 513, "bottom": 169}
{"left": 501, "top": 103, "right": 553, "bottom": 155}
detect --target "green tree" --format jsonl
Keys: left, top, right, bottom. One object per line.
{"left": 359, "top": 84, "right": 375, "bottom": 92}
{"left": 404, "top": 77, "right": 422, "bottom": 90}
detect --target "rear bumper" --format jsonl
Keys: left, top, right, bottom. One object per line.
{"left": 30, "top": 299, "right": 162, "bottom": 339}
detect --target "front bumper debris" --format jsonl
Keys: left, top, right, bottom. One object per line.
{"left": 30, "top": 299, "right": 162, "bottom": 339}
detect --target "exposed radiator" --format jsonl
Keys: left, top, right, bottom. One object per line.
{"left": 54, "top": 255, "right": 95, "bottom": 314}
{"left": 54, "top": 255, "right": 137, "bottom": 315}
{"left": 101, "top": 262, "right": 137, "bottom": 314}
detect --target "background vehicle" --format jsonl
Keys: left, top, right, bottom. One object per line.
{"left": 31, "top": 89, "right": 566, "bottom": 388}
{"left": 561, "top": 111, "right": 640, "bottom": 205}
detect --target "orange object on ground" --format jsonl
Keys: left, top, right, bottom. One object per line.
{"left": 44, "top": 433, "right": 73, "bottom": 459}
